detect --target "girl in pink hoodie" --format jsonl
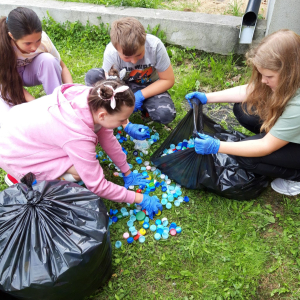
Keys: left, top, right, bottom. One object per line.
{"left": 0, "top": 68, "right": 162, "bottom": 218}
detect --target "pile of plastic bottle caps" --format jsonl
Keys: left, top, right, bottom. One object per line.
{"left": 161, "top": 139, "right": 195, "bottom": 157}
{"left": 96, "top": 126, "right": 191, "bottom": 248}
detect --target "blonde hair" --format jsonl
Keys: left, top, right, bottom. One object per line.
{"left": 110, "top": 17, "right": 146, "bottom": 56}
{"left": 245, "top": 29, "right": 300, "bottom": 132}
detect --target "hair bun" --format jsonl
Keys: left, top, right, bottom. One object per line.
{"left": 99, "top": 86, "right": 113, "bottom": 99}
{"left": 108, "top": 66, "right": 120, "bottom": 79}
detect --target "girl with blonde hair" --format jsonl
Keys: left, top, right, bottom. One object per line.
{"left": 185, "top": 29, "right": 300, "bottom": 196}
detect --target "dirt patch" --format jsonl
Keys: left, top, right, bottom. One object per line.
{"left": 162, "top": 0, "right": 268, "bottom": 18}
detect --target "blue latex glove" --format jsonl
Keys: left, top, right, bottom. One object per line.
{"left": 185, "top": 92, "right": 207, "bottom": 108}
{"left": 124, "top": 122, "right": 150, "bottom": 140}
{"left": 195, "top": 133, "right": 220, "bottom": 155}
{"left": 139, "top": 195, "right": 163, "bottom": 220}
{"left": 123, "top": 172, "right": 150, "bottom": 189}
{"left": 133, "top": 90, "right": 145, "bottom": 112}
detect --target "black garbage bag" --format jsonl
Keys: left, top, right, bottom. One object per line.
{"left": 151, "top": 103, "right": 269, "bottom": 200}
{"left": 0, "top": 173, "right": 112, "bottom": 300}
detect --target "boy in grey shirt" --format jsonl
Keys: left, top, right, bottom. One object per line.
{"left": 85, "top": 17, "right": 176, "bottom": 124}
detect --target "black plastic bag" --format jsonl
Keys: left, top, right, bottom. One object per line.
{"left": 151, "top": 104, "right": 268, "bottom": 200}
{"left": 0, "top": 173, "right": 112, "bottom": 300}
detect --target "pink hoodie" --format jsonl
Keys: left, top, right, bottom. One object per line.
{"left": 0, "top": 84, "right": 136, "bottom": 203}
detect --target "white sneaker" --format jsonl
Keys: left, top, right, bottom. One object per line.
{"left": 4, "top": 174, "right": 18, "bottom": 186}
{"left": 271, "top": 178, "right": 300, "bottom": 196}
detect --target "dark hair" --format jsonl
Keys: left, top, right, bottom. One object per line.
{"left": 0, "top": 7, "right": 42, "bottom": 105}
{"left": 88, "top": 66, "right": 135, "bottom": 114}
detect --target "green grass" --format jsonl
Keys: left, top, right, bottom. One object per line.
{"left": 1, "top": 17, "right": 300, "bottom": 299}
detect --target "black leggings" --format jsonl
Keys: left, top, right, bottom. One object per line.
{"left": 232, "top": 103, "right": 300, "bottom": 181}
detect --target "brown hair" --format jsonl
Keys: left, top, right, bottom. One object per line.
{"left": 0, "top": 7, "right": 42, "bottom": 105}
{"left": 110, "top": 17, "right": 146, "bottom": 56}
{"left": 245, "top": 29, "right": 300, "bottom": 132}
{"left": 88, "top": 66, "right": 135, "bottom": 114}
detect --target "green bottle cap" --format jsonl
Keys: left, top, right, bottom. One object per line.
{"left": 116, "top": 213, "right": 123, "bottom": 219}
{"left": 136, "top": 211, "right": 146, "bottom": 221}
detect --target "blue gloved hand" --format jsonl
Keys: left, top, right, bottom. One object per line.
{"left": 195, "top": 133, "right": 220, "bottom": 155}
{"left": 123, "top": 172, "right": 150, "bottom": 189}
{"left": 124, "top": 122, "right": 150, "bottom": 140}
{"left": 133, "top": 90, "right": 145, "bottom": 112}
{"left": 139, "top": 195, "right": 163, "bottom": 220}
{"left": 185, "top": 92, "right": 207, "bottom": 108}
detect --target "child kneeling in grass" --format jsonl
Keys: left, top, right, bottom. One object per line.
{"left": 85, "top": 17, "right": 176, "bottom": 124}
{"left": 0, "top": 7, "right": 73, "bottom": 127}
{"left": 186, "top": 30, "right": 300, "bottom": 196}
{"left": 0, "top": 67, "right": 162, "bottom": 218}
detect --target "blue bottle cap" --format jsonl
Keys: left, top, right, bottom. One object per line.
{"left": 150, "top": 187, "right": 156, "bottom": 192}
{"left": 167, "top": 195, "right": 174, "bottom": 202}
{"left": 163, "top": 220, "right": 169, "bottom": 226}
{"left": 166, "top": 203, "right": 172, "bottom": 209}
{"left": 108, "top": 218, "right": 112, "bottom": 226}
{"left": 156, "top": 228, "right": 163, "bottom": 235}
{"left": 154, "top": 233, "right": 161, "bottom": 240}
{"left": 115, "top": 241, "right": 122, "bottom": 248}
{"left": 170, "top": 222, "right": 177, "bottom": 227}
{"left": 143, "top": 222, "right": 150, "bottom": 229}
{"left": 162, "top": 194, "right": 168, "bottom": 199}
{"left": 162, "top": 232, "right": 169, "bottom": 239}
{"left": 130, "top": 215, "right": 136, "bottom": 222}
{"left": 157, "top": 224, "right": 164, "bottom": 229}
{"left": 133, "top": 170, "right": 139, "bottom": 174}
{"left": 176, "top": 226, "right": 182, "bottom": 234}
{"left": 127, "top": 237, "right": 134, "bottom": 244}
{"left": 113, "top": 209, "right": 118, "bottom": 215}
{"left": 129, "top": 226, "right": 136, "bottom": 232}
{"left": 112, "top": 216, "right": 118, "bottom": 223}
{"left": 155, "top": 220, "right": 162, "bottom": 225}
{"left": 144, "top": 217, "right": 150, "bottom": 223}
{"left": 109, "top": 208, "right": 113, "bottom": 215}
{"left": 150, "top": 224, "right": 157, "bottom": 232}
{"left": 174, "top": 200, "right": 180, "bottom": 207}
{"left": 117, "top": 126, "right": 123, "bottom": 130}
{"left": 163, "top": 226, "right": 169, "bottom": 233}
{"left": 133, "top": 150, "right": 138, "bottom": 156}
{"left": 141, "top": 167, "right": 146, "bottom": 171}
{"left": 161, "top": 199, "right": 167, "bottom": 205}
{"left": 161, "top": 186, "right": 167, "bottom": 192}
{"left": 139, "top": 236, "right": 146, "bottom": 243}
{"left": 127, "top": 220, "right": 134, "bottom": 227}
{"left": 184, "top": 196, "right": 190, "bottom": 202}
{"left": 142, "top": 171, "right": 148, "bottom": 177}
{"left": 131, "top": 230, "right": 138, "bottom": 236}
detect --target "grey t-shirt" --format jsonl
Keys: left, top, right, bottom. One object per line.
{"left": 102, "top": 34, "right": 171, "bottom": 84}
{"left": 270, "top": 88, "right": 300, "bottom": 144}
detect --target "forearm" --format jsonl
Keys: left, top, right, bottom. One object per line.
{"left": 140, "top": 79, "right": 173, "bottom": 99}
{"left": 206, "top": 84, "right": 248, "bottom": 104}
{"left": 61, "top": 66, "right": 73, "bottom": 84}
{"left": 23, "top": 88, "right": 35, "bottom": 102}
{"left": 134, "top": 192, "right": 143, "bottom": 204}
{"left": 218, "top": 139, "right": 273, "bottom": 157}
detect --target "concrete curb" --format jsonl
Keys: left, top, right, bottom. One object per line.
{"left": 1, "top": 0, "right": 266, "bottom": 55}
